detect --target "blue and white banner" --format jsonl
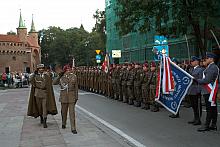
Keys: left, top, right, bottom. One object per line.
{"left": 155, "top": 59, "right": 193, "bottom": 115}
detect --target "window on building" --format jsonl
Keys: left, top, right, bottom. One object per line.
{"left": 14, "top": 43, "right": 16, "bottom": 46}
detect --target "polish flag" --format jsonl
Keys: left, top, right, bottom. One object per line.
{"left": 102, "top": 54, "right": 110, "bottom": 73}
{"left": 162, "top": 55, "right": 175, "bottom": 94}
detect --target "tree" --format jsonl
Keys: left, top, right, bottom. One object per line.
{"left": 7, "top": 31, "right": 16, "bottom": 35}
{"left": 92, "top": 9, "right": 106, "bottom": 51}
{"left": 115, "top": 0, "right": 220, "bottom": 56}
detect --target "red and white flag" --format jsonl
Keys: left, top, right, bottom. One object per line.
{"left": 204, "top": 78, "right": 219, "bottom": 106}
{"left": 162, "top": 55, "right": 175, "bottom": 94}
{"left": 102, "top": 54, "right": 110, "bottom": 73}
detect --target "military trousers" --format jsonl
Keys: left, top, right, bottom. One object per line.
{"left": 141, "top": 87, "right": 149, "bottom": 104}
{"left": 116, "top": 82, "right": 122, "bottom": 99}
{"left": 122, "top": 83, "right": 127, "bottom": 102}
{"left": 189, "top": 94, "right": 202, "bottom": 121}
{"left": 134, "top": 85, "right": 141, "bottom": 102}
{"left": 127, "top": 85, "right": 134, "bottom": 100}
{"left": 112, "top": 83, "right": 117, "bottom": 98}
{"left": 36, "top": 97, "right": 47, "bottom": 118}
{"left": 203, "top": 94, "right": 217, "bottom": 127}
{"left": 149, "top": 86, "right": 156, "bottom": 104}
{"left": 61, "top": 103, "right": 76, "bottom": 131}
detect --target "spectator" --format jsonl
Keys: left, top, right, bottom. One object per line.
{"left": 2, "top": 72, "right": 7, "bottom": 86}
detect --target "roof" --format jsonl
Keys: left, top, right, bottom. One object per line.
{"left": 0, "top": 34, "right": 40, "bottom": 48}
{"left": 0, "top": 34, "right": 21, "bottom": 43}
{"left": 27, "top": 37, "right": 40, "bottom": 48}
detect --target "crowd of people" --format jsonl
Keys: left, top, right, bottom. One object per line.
{"left": 0, "top": 72, "right": 30, "bottom": 88}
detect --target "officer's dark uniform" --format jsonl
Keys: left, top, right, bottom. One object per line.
{"left": 197, "top": 52, "right": 219, "bottom": 132}
{"left": 187, "top": 56, "right": 204, "bottom": 125}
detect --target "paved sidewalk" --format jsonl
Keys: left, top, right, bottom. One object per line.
{"left": 0, "top": 88, "right": 129, "bottom": 147}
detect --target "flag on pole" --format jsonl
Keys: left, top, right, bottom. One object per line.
{"left": 156, "top": 56, "right": 193, "bottom": 114}
{"left": 162, "top": 55, "right": 175, "bottom": 94}
{"left": 102, "top": 53, "right": 110, "bottom": 73}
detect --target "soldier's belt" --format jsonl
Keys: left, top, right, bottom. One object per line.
{"left": 36, "top": 87, "right": 46, "bottom": 90}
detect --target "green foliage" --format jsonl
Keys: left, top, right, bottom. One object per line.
{"left": 7, "top": 31, "right": 16, "bottom": 35}
{"left": 38, "top": 10, "right": 107, "bottom": 67}
{"left": 92, "top": 9, "right": 106, "bottom": 50}
{"left": 115, "top": 0, "right": 220, "bottom": 56}
{"left": 39, "top": 26, "right": 106, "bottom": 67}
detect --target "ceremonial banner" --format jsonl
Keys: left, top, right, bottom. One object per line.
{"left": 102, "top": 54, "right": 110, "bottom": 73}
{"left": 155, "top": 57, "right": 193, "bottom": 114}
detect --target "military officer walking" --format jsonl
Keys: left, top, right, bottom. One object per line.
{"left": 53, "top": 64, "right": 78, "bottom": 134}
{"left": 27, "top": 64, "right": 58, "bottom": 128}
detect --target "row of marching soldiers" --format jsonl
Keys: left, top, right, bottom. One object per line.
{"left": 76, "top": 61, "right": 162, "bottom": 112}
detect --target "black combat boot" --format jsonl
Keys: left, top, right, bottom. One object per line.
{"left": 145, "top": 104, "right": 150, "bottom": 110}
{"left": 134, "top": 101, "right": 141, "bottom": 107}
{"left": 123, "top": 96, "right": 128, "bottom": 103}
{"left": 128, "top": 99, "right": 134, "bottom": 105}
{"left": 40, "top": 116, "right": 43, "bottom": 124}
{"left": 72, "top": 129, "right": 77, "bottom": 134}
{"left": 209, "top": 124, "right": 217, "bottom": 131}
{"left": 43, "top": 117, "right": 47, "bottom": 128}
{"left": 193, "top": 117, "right": 201, "bottom": 126}
{"left": 197, "top": 125, "right": 209, "bottom": 132}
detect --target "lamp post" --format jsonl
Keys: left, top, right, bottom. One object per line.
{"left": 84, "top": 40, "right": 89, "bottom": 66}
{"left": 45, "top": 53, "right": 49, "bottom": 66}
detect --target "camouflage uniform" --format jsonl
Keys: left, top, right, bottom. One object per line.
{"left": 149, "top": 62, "right": 159, "bottom": 112}
{"left": 121, "top": 65, "right": 128, "bottom": 103}
{"left": 140, "top": 64, "right": 150, "bottom": 109}
{"left": 127, "top": 66, "right": 135, "bottom": 105}
{"left": 133, "top": 65, "right": 142, "bottom": 107}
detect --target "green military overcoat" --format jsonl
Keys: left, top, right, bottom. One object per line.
{"left": 27, "top": 73, "right": 58, "bottom": 118}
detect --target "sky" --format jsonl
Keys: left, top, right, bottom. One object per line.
{"left": 0, "top": 0, "right": 105, "bottom": 34}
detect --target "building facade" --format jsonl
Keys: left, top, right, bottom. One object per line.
{"left": 106, "top": 0, "right": 220, "bottom": 63}
{"left": 0, "top": 12, "right": 40, "bottom": 73}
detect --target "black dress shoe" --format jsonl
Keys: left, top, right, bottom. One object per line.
{"left": 188, "top": 120, "right": 195, "bottom": 124}
{"left": 62, "top": 125, "right": 66, "bottom": 129}
{"left": 72, "top": 130, "right": 77, "bottom": 134}
{"left": 209, "top": 125, "right": 217, "bottom": 131}
{"left": 169, "top": 114, "right": 179, "bottom": 118}
{"left": 197, "top": 126, "right": 209, "bottom": 132}
{"left": 193, "top": 121, "right": 201, "bottom": 126}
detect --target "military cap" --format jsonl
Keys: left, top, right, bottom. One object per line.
{"left": 37, "top": 64, "right": 44, "bottom": 69}
{"left": 63, "top": 64, "right": 71, "bottom": 72}
{"left": 206, "top": 52, "right": 218, "bottom": 59}
{"left": 151, "top": 61, "right": 156, "bottom": 67}
{"left": 128, "top": 63, "right": 132, "bottom": 66}
{"left": 143, "top": 63, "right": 148, "bottom": 67}
{"left": 191, "top": 56, "right": 201, "bottom": 62}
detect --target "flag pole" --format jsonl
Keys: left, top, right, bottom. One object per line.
{"left": 210, "top": 29, "right": 220, "bottom": 50}
{"left": 185, "top": 34, "right": 191, "bottom": 62}
{"left": 72, "top": 57, "right": 75, "bottom": 70}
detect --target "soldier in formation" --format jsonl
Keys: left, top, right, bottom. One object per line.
{"left": 75, "top": 61, "right": 161, "bottom": 111}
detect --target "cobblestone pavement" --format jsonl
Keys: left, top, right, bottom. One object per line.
{"left": 0, "top": 88, "right": 130, "bottom": 147}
